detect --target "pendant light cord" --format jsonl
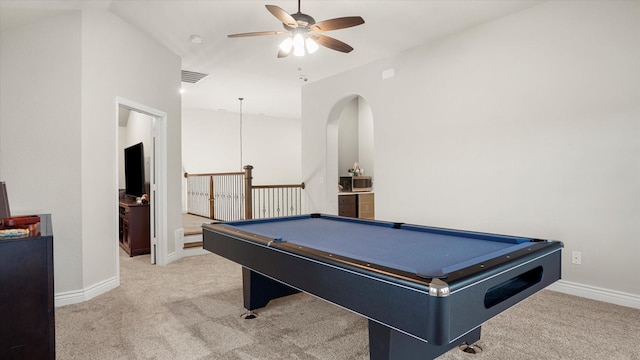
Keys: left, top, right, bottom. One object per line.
{"left": 239, "top": 97, "right": 244, "bottom": 170}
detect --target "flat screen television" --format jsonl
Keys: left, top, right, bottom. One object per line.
{"left": 124, "top": 142, "right": 146, "bottom": 197}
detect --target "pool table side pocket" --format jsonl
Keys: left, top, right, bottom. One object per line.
{"left": 446, "top": 246, "right": 563, "bottom": 342}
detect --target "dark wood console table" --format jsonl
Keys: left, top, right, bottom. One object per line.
{"left": 119, "top": 199, "right": 150, "bottom": 256}
{"left": 0, "top": 214, "right": 55, "bottom": 359}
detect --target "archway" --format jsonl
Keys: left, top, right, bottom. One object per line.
{"left": 326, "top": 95, "right": 374, "bottom": 214}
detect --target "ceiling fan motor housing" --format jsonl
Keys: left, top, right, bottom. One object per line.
{"left": 284, "top": 12, "right": 316, "bottom": 30}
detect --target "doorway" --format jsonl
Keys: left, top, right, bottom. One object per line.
{"left": 115, "top": 98, "right": 168, "bottom": 274}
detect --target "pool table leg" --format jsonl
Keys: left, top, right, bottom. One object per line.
{"left": 368, "top": 320, "right": 481, "bottom": 360}
{"left": 242, "top": 267, "right": 300, "bottom": 311}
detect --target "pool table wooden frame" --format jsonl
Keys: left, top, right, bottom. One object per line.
{"left": 202, "top": 214, "right": 563, "bottom": 360}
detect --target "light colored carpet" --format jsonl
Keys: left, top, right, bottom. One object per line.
{"left": 55, "top": 250, "right": 640, "bottom": 359}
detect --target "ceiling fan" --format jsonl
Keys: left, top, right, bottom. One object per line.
{"left": 227, "top": 0, "right": 365, "bottom": 58}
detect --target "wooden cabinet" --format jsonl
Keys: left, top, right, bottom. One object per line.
{"left": 338, "top": 193, "right": 374, "bottom": 219}
{"left": 357, "top": 193, "right": 375, "bottom": 219}
{"left": 0, "top": 214, "right": 55, "bottom": 359}
{"left": 119, "top": 199, "right": 150, "bottom": 256}
{"left": 338, "top": 193, "right": 357, "bottom": 217}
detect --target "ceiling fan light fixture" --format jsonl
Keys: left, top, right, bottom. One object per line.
{"left": 305, "top": 37, "right": 319, "bottom": 54}
{"left": 279, "top": 37, "right": 293, "bottom": 53}
{"left": 292, "top": 32, "right": 305, "bottom": 56}
{"left": 227, "top": 2, "right": 365, "bottom": 58}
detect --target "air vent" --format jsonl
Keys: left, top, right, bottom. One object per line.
{"left": 181, "top": 70, "right": 208, "bottom": 83}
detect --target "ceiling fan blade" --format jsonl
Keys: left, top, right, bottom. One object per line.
{"left": 310, "top": 34, "right": 354, "bottom": 53}
{"left": 227, "top": 31, "right": 285, "bottom": 38}
{"left": 266, "top": 5, "right": 298, "bottom": 28}
{"left": 309, "top": 16, "right": 365, "bottom": 32}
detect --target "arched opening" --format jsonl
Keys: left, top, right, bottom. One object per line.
{"left": 326, "top": 95, "right": 374, "bottom": 215}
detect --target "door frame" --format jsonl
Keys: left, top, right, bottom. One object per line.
{"left": 115, "top": 97, "right": 168, "bottom": 270}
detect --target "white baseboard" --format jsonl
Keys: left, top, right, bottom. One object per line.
{"left": 166, "top": 250, "right": 179, "bottom": 263}
{"left": 55, "top": 275, "right": 119, "bottom": 307}
{"left": 548, "top": 280, "right": 640, "bottom": 309}
{"left": 55, "top": 289, "right": 85, "bottom": 307}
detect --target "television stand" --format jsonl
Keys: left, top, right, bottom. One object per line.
{"left": 118, "top": 198, "right": 150, "bottom": 256}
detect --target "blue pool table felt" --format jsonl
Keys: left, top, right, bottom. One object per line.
{"left": 222, "top": 216, "right": 533, "bottom": 278}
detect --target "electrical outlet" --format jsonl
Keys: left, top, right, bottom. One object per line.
{"left": 571, "top": 251, "right": 582, "bottom": 265}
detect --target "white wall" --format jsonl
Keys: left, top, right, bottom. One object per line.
{"left": 337, "top": 97, "right": 375, "bottom": 178}
{"left": 80, "top": 8, "right": 182, "bottom": 280}
{"left": 0, "top": 8, "right": 182, "bottom": 301}
{"left": 182, "top": 108, "right": 301, "bottom": 185}
{"left": 302, "top": 1, "right": 639, "bottom": 301}
{"left": 0, "top": 11, "right": 83, "bottom": 293}
{"left": 358, "top": 98, "right": 374, "bottom": 178}
{"left": 338, "top": 98, "right": 359, "bottom": 176}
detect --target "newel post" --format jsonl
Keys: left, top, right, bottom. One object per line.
{"left": 209, "top": 175, "right": 215, "bottom": 220}
{"left": 243, "top": 165, "right": 253, "bottom": 219}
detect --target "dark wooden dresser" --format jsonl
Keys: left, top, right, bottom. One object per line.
{"left": 119, "top": 199, "right": 150, "bottom": 256}
{"left": 0, "top": 214, "right": 54, "bottom": 359}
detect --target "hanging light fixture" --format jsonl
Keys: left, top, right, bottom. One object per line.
{"left": 279, "top": 37, "right": 293, "bottom": 54}
{"left": 238, "top": 97, "right": 244, "bottom": 170}
{"left": 279, "top": 29, "right": 318, "bottom": 57}
{"left": 292, "top": 31, "right": 305, "bottom": 56}
{"left": 305, "top": 37, "right": 319, "bottom": 53}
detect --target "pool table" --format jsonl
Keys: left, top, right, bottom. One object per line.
{"left": 202, "top": 214, "right": 563, "bottom": 359}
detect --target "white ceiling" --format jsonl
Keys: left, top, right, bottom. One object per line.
{"left": 1, "top": 0, "right": 543, "bottom": 119}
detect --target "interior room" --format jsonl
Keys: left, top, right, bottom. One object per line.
{"left": 0, "top": 1, "right": 638, "bottom": 359}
